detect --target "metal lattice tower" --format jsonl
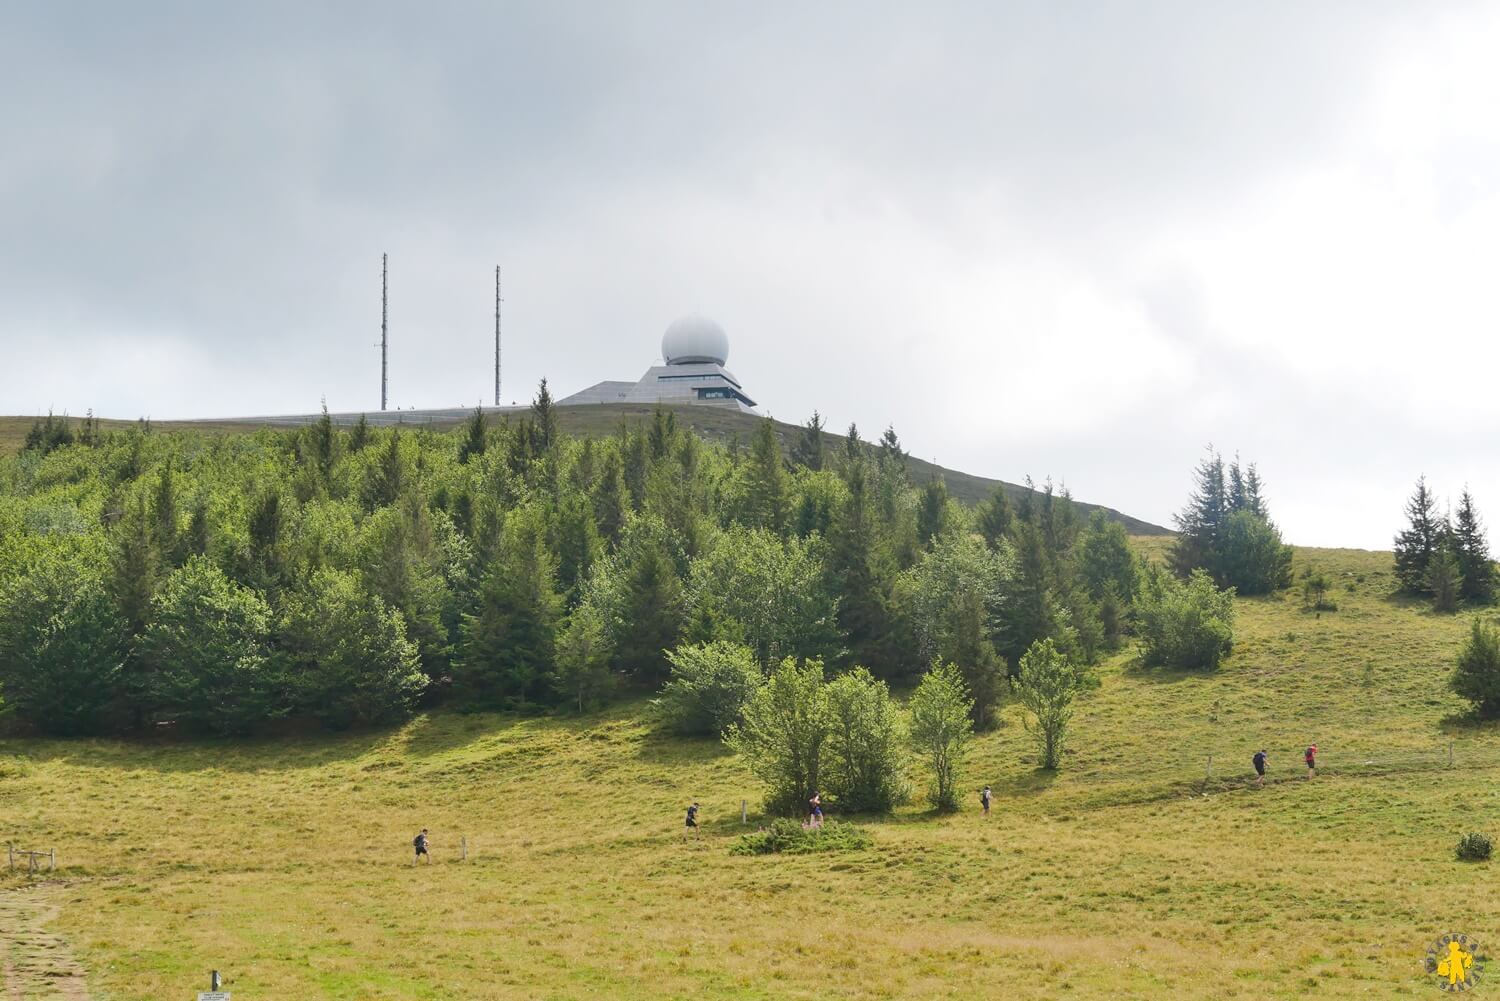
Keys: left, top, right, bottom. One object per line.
{"left": 380, "top": 253, "right": 389, "bottom": 411}
{"left": 494, "top": 265, "right": 503, "bottom": 407}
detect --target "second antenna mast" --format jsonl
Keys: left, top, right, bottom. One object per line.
{"left": 494, "top": 266, "right": 502, "bottom": 407}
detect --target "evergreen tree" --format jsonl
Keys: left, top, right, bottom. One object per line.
{"left": 1453, "top": 489, "right": 1494, "bottom": 604}
{"left": 842, "top": 422, "right": 862, "bottom": 466}
{"left": 150, "top": 464, "right": 181, "bottom": 566}
{"left": 552, "top": 604, "right": 615, "bottom": 713}
{"left": 591, "top": 450, "right": 628, "bottom": 545}
{"left": 743, "top": 417, "right": 788, "bottom": 533}
{"left": 1427, "top": 534, "right": 1461, "bottom": 614}
{"left": 977, "top": 486, "right": 1013, "bottom": 550}
{"left": 1394, "top": 477, "right": 1440, "bottom": 594}
{"left": 613, "top": 535, "right": 685, "bottom": 685}
{"left": 791, "top": 410, "right": 826, "bottom": 471}
{"left": 312, "top": 400, "right": 337, "bottom": 477}
{"left": 530, "top": 378, "right": 558, "bottom": 453}
{"left": 877, "top": 425, "right": 907, "bottom": 477}
{"left": 829, "top": 460, "right": 899, "bottom": 677}
{"left": 348, "top": 413, "right": 371, "bottom": 452}
{"left": 111, "top": 493, "right": 158, "bottom": 638}
{"left": 363, "top": 429, "right": 405, "bottom": 510}
{"left": 184, "top": 498, "right": 211, "bottom": 559}
{"left": 458, "top": 407, "right": 487, "bottom": 465}
{"left": 916, "top": 478, "right": 950, "bottom": 548}
{"left": 1171, "top": 449, "right": 1228, "bottom": 578}
{"left": 647, "top": 406, "right": 677, "bottom": 460}
{"left": 455, "top": 508, "right": 561, "bottom": 708}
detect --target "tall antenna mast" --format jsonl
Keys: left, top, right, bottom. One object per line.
{"left": 380, "top": 253, "right": 389, "bottom": 411}
{"left": 504, "top": 265, "right": 510, "bottom": 411}
{"left": 494, "top": 265, "right": 502, "bottom": 407}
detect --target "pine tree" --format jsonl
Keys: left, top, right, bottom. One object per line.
{"left": 592, "top": 450, "right": 628, "bottom": 545}
{"left": 613, "top": 538, "right": 685, "bottom": 685}
{"left": 977, "top": 486, "right": 1013, "bottom": 550}
{"left": 349, "top": 413, "right": 371, "bottom": 452}
{"left": 791, "top": 411, "right": 826, "bottom": 471}
{"left": 150, "top": 464, "right": 181, "bottom": 567}
{"left": 917, "top": 478, "right": 950, "bottom": 548}
{"left": 1171, "top": 449, "right": 1228, "bottom": 578}
{"left": 1394, "top": 477, "right": 1440, "bottom": 594}
{"left": 1453, "top": 489, "right": 1494, "bottom": 604}
{"left": 363, "top": 429, "right": 404, "bottom": 510}
{"left": 458, "top": 407, "right": 487, "bottom": 464}
{"left": 743, "top": 418, "right": 788, "bottom": 533}
{"left": 1242, "top": 464, "right": 1267, "bottom": 518}
{"left": 312, "top": 400, "right": 337, "bottom": 477}
{"left": 530, "top": 378, "right": 558, "bottom": 453}
{"left": 842, "top": 423, "right": 862, "bottom": 466}
{"left": 1428, "top": 534, "right": 1461, "bottom": 614}
{"left": 877, "top": 425, "right": 907, "bottom": 478}
{"left": 647, "top": 406, "right": 677, "bottom": 460}
{"left": 829, "top": 459, "right": 899, "bottom": 678}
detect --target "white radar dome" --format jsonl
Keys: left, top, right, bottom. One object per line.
{"left": 661, "top": 314, "right": 729, "bottom": 366}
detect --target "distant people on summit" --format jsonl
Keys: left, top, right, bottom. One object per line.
{"left": 980, "top": 786, "right": 992, "bottom": 818}
{"left": 808, "top": 792, "right": 823, "bottom": 828}
{"left": 1304, "top": 744, "right": 1318, "bottom": 779}
{"left": 1252, "top": 750, "right": 1268, "bottom": 787}
{"left": 413, "top": 828, "right": 431, "bottom": 864}
{"left": 684, "top": 801, "right": 700, "bottom": 839}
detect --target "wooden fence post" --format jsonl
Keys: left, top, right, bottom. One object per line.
{"left": 741, "top": 799, "right": 747, "bottom": 824}
{"left": 7, "top": 844, "right": 12, "bottom": 871}
{"left": 48, "top": 849, "right": 54, "bottom": 872}
{"left": 1206, "top": 754, "right": 1213, "bottom": 782}
{"left": 1448, "top": 743, "right": 1454, "bottom": 769}
{"left": 461, "top": 836, "right": 467, "bottom": 861}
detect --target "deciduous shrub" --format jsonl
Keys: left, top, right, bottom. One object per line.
{"left": 1014, "top": 638, "right": 1084, "bottom": 770}
{"left": 1136, "top": 567, "right": 1235, "bottom": 671}
{"left": 659, "top": 641, "right": 761, "bottom": 736}
{"left": 824, "top": 668, "right": 907, "bottom": 812}
{"left": 727, "top": 657, "right": 831, "bottom": 815}
{"left": 907, "top": 661, "right": 973, "bottom": 811}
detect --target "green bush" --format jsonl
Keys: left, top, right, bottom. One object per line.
{"left": 824, "top": 667, "right": 907, "bottom": 812}
{"left": 1137, "top": 567, "right": 1236, "bottom": 671}
{"left": 1457, "top": 832, "right": 1493, "bottom": 862}
{"left": 1451, "top": 620, "right": 1500, "bottom": 719}
{"left": 730, "top": 818, "right": 872, "bottom": 856}
{"left": 727, "top": 657, "right": 832, "bottom": 816}
{"left": 659, "top": 641, "right": 761, "bottom": 736}
{"left": 908, "top": 661, "right": 974, "bottom": 811}
{"left": 1014, "top": 638, "right": 1084, "bottom": 770}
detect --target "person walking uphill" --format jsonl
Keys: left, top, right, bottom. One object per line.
{"left": 980, "top": 786, "right": 992, "bottom": 818}
{"left": 413, "top": 828, "right": 431, "bottom": 864}
{"left": 684, "top": 802, "right": 700, "bottom": 839}
{"left": 1304, "top": 744, "right": 1318, "bottom": 779}
{"left": 808, "top": 792, "right": 823, "bottom": 829}
{"left": 1252, "top": 750, "right": 1267, "bottom": 788}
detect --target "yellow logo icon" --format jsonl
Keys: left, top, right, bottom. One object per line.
{"left": 1426, "top": 934, "right": 1485, "bottom": 992}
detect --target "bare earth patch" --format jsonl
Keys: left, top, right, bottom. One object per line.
{"left": 0, "top": 884, "right": 89, "bottom": 1001}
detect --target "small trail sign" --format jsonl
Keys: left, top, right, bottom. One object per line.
{"left": 197, "top": 993, "right": 230, "bottom": 1000}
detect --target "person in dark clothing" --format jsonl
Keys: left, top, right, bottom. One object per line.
{"left": 412, "top": 828, "right": 431, "bottom": 864}
{"left": 1304, "top": 744, "right": 1317, "bottom": 779}
{"left": 684, "top": 802, "right": 700, "bottom": 839}
{"left": 808, "top": 792, "right": 823, "bottom": 828}
{"left": 1252, "top": 750, "right": 1267, "bottom": 787}
{"left": 980, "top": 786, "right": 992, "bottom": 818}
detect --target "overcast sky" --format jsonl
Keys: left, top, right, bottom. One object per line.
{"left": 4, "top": 2, "right": 1499, "bottom": 549}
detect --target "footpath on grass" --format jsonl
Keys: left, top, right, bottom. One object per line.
{"left": 0, "top": 882, "right": 89, "bottom": 1001}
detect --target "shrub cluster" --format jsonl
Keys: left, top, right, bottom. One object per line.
{"left": 1136, "top": 567, "right": 1236, "bottom": 671}
{"left": 1457, "top": 832, "right": 1493, "bottom": 862}
{"left": 730, "top": 818, "right": 872, "bottom": 856}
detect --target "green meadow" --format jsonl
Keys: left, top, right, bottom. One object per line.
{"left": 3, "top": 542, "right": 1497, "bottom": 999}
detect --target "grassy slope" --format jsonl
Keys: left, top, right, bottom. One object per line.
{"left": 0, "top": 409, "right": 1171, "bottom": 534}
{"left": 4, "top": 543, "right": 1497, "bottom": 999}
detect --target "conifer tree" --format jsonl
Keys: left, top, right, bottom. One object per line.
{"left": 1428, "top": 535, "right": 1461, "bottom": 614}
{"left": 312, "top": 400, "right": 337, "bottom": 477}
{"left": 530, "top": 378, "right": 558, "bottom": 453}
{"left": 791, "top": 410, "right": 826, "bottom": 471}
{"left": 1171, "top": 449, "right": 1228, "bottom": 578}
{"left": 647, "top": 406, "right": 677, "bottom": 460}
{"left": 458, "top": 407, "right": 487, "bottom": 464}
{"left": 977, "top": 486, "right": 1013, "bottom": 550}
{"left": 842, "top": 422, "right": 862, "bottom": 466}
{"left": 363, "top": 429, "right": 404, "bottom": 510}
{"left": 150, "top": 464, "right": 181, "bottom": 567}
{"left": 613, "top": 536, "right": 685, "bottom": 685}
{"left": 349, "top": 413, "right": 371, "bottom": 452}
{"left": 877, "top": 425, "right": 907, "bottom": 478}
{"left": 916, "top": 478, "right": 950, "bottom": 548}
{"left": 591, "top": 450, "right": 628, "bottom": 545}
{"left": 1394, "top": 477, "right": 1440, "bottom": 594}
{"left": 1453, "top": 489, "right": 1494, "bottom": 604}
{"left": 830, "top": 459, "right": 899, "bottom": 677}
{"left": 743, "top": 418, "right": 788, "bottom": 533}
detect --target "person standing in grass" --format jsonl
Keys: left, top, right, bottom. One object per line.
{"left": 412, "top": 828, "right": 431, "bottom": 864}
{"left": 980, "top": 785, "right": 992, "bottom": 818}
{"left": 1304, "top": 744, "right": 1317, "bottom": 779}
{"left": 808, "top": 792, "right": 823, "bottom": 828}
{"left": 1252, "top": 750, "right": 1267, "bottom": 787}
{"left": 684, "top": 802, "right": 700, "bottom": 839}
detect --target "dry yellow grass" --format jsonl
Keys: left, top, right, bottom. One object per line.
{"left": 2, "top": 543, "right": 1497, "bottom": 998}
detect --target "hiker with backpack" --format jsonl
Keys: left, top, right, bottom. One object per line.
{"left": 808, "top": 792, "right": 823, "bottom": 829}
{"left": 1304, "top": 744, "right": 1317, "bottom": 779}
{"left": 413, "top": 828, "right": 431, "bottom": 864}
{"left": 684, "top": 802, "right": 700, "bottom": 839}
{"left": 1252, "top": 750, "right": 1267, "bottom": 787}
{"left": 980, "top": 785, "right": 992, "bottom": 818}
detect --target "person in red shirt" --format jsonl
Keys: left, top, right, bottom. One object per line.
{"left": 1304, "top": 744, "right": 1318, "bottom": 779}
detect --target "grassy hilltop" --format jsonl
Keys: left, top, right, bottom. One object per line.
{"left": 3, "top": 541, "right": 1497, "bottom": 1000}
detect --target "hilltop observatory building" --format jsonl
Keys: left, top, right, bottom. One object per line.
{"left": 559, "top": 315, "right": 757, "bottom": 413}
